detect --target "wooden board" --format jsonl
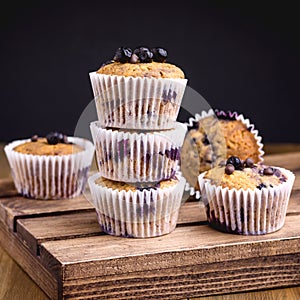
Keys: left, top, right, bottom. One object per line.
{"left": 0, "top": 152, "right": 300, "bottom": 299}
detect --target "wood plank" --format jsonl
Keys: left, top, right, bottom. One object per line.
{"left": 195, "top": 287, "right": 300, "bottom": 300}
{"left": 15, "top": 201, "right": 206, "bottom": 256}
{"left": 63, "top": 276, "right": 299, "bottom": 299}
{"left": 64, "top": 278, "right": 300, "bottom": 299}
{"left": 0, "top": 195, "right": 94, "bottom": 231}
{"left": 0, "top": 219, "right": 58, "bottom": 300}
{"left": 61, "top": 253, "right": 300, "bottom": 298}
{"left": 39, "top": 214, "right": 300, "bottom": 280}
{"left": 16, "top": 211, "right": 101, "bottom": 256}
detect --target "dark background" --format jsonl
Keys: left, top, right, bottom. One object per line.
{"left": 1, "top": 1, "right": 299, "bottom": 143}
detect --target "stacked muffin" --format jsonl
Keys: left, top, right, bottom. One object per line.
{"left": 88, "top": 47, "right": 188, "bottom": 238}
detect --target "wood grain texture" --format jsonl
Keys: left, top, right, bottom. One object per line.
{"left": 0, "top": 220, "right": 57, "bottom": 299}
{"left": 0, "top": 195, "right": 94, "bottom": 231}
{"left": 0, "top": 247, "right": 48, "bottom": 300}
{"left": 38, "top": 215, "right": 300, "bottom": 279}
{"left": 0, "top": 144, "right": 300, "bottom": 300}
{"left": 16, "top": 201, "right": 206, "bottom": 256}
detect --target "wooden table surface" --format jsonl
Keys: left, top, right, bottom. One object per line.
{"left": 0, "top": 143, "right": 300, "bottom": 300}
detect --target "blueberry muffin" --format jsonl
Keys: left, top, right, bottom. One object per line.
{"left": 90, "top": 121, "right": 187, "bottom": 183}
{"left": 88, "top": 171, "right": 186, "bottom": 238}
{"left": 89, "top": 46, "right": 187, "bottom": 129}
{"left": 5, "top": 132, "right": 94, "bottom": 199}
{"left": 198, "top": 156, "right": 295, "bottom": 235}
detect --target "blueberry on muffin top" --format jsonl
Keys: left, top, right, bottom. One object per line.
{"left": 13, "top": 132, "right": 84, "bottom": 156}
{"left": 204, "top": 156, "right": 287, "bottom": 190}
{"left": 97, "top": 46, "right": 185, "bottom": 78}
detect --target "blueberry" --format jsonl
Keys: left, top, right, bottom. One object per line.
{"left": 244, "top": 158, "right": 254, "bottom": 168}
{"left": 226, "top": 156, "right": 243, "bottom": 170}
{"left": 225, "top": 164, "right": 235, "bottom": 175}
{"left": 46, "top": 132, "right": 59, "bottom": 145}
{"left": 151, "top": 47, "right": 167, "bottom": 62}
{"left": 263, "top": 167, "right": 274, "bottom": 176}
{"left": 113, "top": 47, "right": 132, "bottom": 63}
{"left": 31, "top": 134, "right": 38, "bottom": 142}
{"left": 46, "top": 131, "right": 66, "bottom": 145}
{"left": 133, "top": 46, "right": 153, "bottom": 63}
{"left": 133, "top": 46, "right": 147, "bottom": 55}
{"left": 56, "top": 132, "right": 64, "bottom": 143}
{"left": 257, "top": 183, "right": 267, "bottom": 190}
{"left": 130, "top": 53, "right": 139, "bottom": 63}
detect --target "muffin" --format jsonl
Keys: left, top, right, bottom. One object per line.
{"left": 198, "top": 156, "right": 295, "bottom": 235}
{"left": 90, "top": 121, "right": 187, "bottom": 182}
{"left": 181, "top": 109, "right": 264, "bottom": 193}
{"left": 88, "top": 171, "right": 186, "bottom": 238}
{"left": 89, "top": 46, "right": 187, "bottom": 129}
{"left": 4, "top": 132, "right": 95, "bottom": 199}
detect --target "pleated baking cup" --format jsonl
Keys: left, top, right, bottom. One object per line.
{"left": 89, "top": 72, "right": 187, "bottom": 130}
{"left": 214, "top": 109, "right": 264, "bottom": 162}
{"left": 198, "top": 167, "right": 295, "bottom": 235}
{"left": 90, "top": 121, "right": 187, "bottom": 183}
{"left": 88, "top": 172, "right": 186, "bottom": 238}
{"left": 182, "top": 109, "right": 264, "bottom": 199}
{"left": 4, "top": 137, "right": 95, "bottom": 200}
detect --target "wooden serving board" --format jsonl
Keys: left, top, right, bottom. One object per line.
{"left": 0, "top": 152, "right": 300, "bottom": 299}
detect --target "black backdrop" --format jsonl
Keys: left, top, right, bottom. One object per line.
{"left": 1, "top": 1, "right": 300, "bottom": 142}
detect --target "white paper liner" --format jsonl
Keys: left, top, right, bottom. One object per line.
{"left": 4, "top": 137, "right": 95, "bottom": 200}
{"left": 182, "top": 109, "right": 265, "bottom": 199}
{"left": 198, "top": 167, "right": 295, "bottom": 235}
{"left": 89, "top": 72, "right": 187, "bottom": 130}
{"left": 88, "top": 172, "right": 186, "bottom": 238}
{"left": 90, "top": 121, "right": 187, "bottom": 183}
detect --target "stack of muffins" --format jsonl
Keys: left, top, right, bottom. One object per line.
{"left": 88, "top": 46, "right": 188, "bottom": 238}
{"left": 3, "top": 45, "right": 295, "bottom": 238}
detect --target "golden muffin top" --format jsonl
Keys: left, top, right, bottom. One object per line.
{"left": 97, "top": 62, "right": 185, "bottom": 79}
{"left": 204, "top": 156, "right": 287, "bottom": 190}
{"left": 14, "top": 134, "right": 83, "bottom": 156}
{"left": 95, "top": 175, "right": 179, "bottom": 192}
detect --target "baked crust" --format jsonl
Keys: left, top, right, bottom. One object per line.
{"left": 97, "top": 62, "right": 185, "bottom": 78}
{"left": 95, "top": 176, "right": 179, "bottom": 191}
{"left": 14, "top": 138, "right": 83, "bottom": 156}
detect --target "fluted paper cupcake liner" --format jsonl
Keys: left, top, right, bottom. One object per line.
{"left": 90, "top": 121, "right": 187, "bottom": 183}
{"left": 89, "top": 72, "right": 187, "bottom": 130}
{"left": 198, "top": 167, "right": 295, "bottom": 235}
{"left": 4, "top": 137, "right": 95, "bottom": 199}
{"left": 88, "top": 172, "right": 186, "bottom": 238}
{"left": 214, "top": 109, "right": 264, "bottom": 161}
{"left": 182, "top": 109, "right": 264, "bottom": 199}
